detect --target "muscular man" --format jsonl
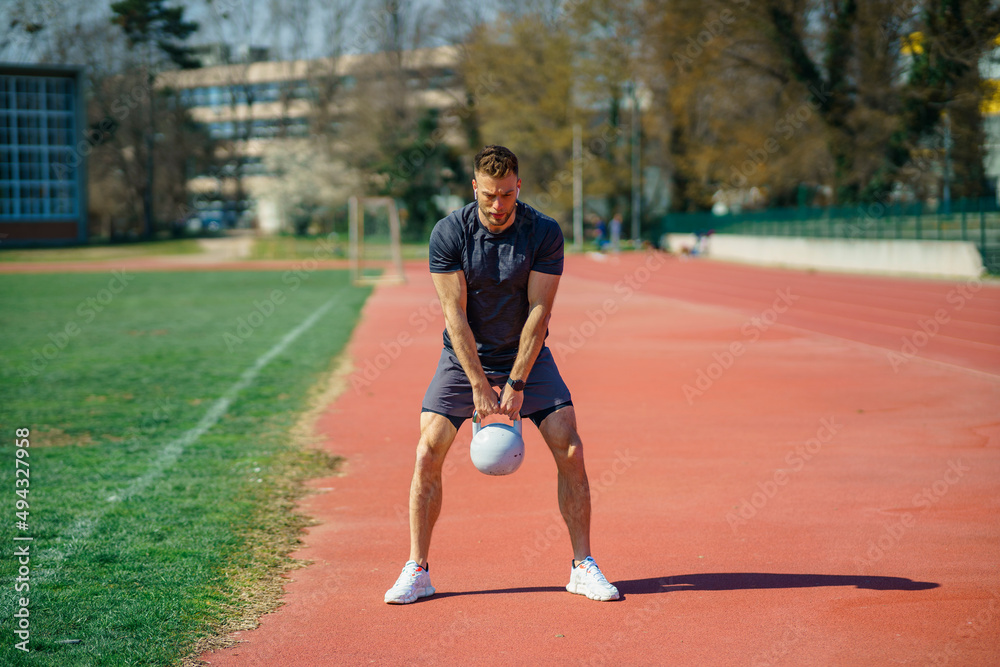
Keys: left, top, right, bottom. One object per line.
{"left": 384, "top": 145, "right": 618, "bottom": 604}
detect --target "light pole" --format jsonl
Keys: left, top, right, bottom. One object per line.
{"left": 630, "top": 81, "right": 641, "bottom": 246}
{"left": 942, "top": 109, "right": 952, "bottom": 215}
{"left": 572, "top": 123, "right": 583, "bottom": 251}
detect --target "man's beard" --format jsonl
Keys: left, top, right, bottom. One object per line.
{"left": 479, "top": 202, "right": 514, "bottom": 229}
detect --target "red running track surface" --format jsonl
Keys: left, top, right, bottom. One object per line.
{"left": 197, "top": 254, "right": 1000, "bottom": 666}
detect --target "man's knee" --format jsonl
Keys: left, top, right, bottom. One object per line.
{"left": 538, "top": 405, "right": 580, "bottom": 448}
{"left": 540, "top": 407, "right": 583, "bottom": 457}
{"left": 416, "top": 412, "right": 458, "bottom": 468}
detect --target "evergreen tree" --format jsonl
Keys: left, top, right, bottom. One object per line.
{"left": 110, "top": 0, "right": 198, "bottom": 238}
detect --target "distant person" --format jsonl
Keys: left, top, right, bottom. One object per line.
{"left": 594, "top": 215, "right": 608, "bottom": 251}
{"left": 693, "top": 228, "right": 714, "bottom": 256}
{"left": 610, "top": 212, "right": 623, "bottom": 252}
{"left": 383, "top": 145, "right": 619, "bottom": 604}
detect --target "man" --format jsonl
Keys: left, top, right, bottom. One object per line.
{"left": 384, "top": 145, "right": 619, "bottom": 604}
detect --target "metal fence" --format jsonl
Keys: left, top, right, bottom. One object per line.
{"left": 659, "top": 197, "right": 1000, "bottom": 273}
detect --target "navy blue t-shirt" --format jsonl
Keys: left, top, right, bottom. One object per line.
{"left": 429, "top": 201, "right": 564, "bottom": 372}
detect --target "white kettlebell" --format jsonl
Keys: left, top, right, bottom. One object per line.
{"left": 470, "top": 411, "right": 524, "bottom": 476}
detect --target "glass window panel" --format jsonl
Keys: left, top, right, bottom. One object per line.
{"left": 59, "top": 115, "right": 71, "bottom": 145}
{"left": 50, "top": 160, "right": 74, "bottom": 181}
{"left": 21, "top": 83, "right": 37, "bottom": 110}
{"left": 52, "top": 182, "right": 70, "bottom": 199}
{"left": 52, "top": 116, "right": 65, "bottom": 145}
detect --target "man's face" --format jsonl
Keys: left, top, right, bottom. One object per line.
{"left": 473, "top": 171, "right": 520, "bottom": 232}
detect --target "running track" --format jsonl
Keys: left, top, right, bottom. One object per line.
{"left": 180, "top": 253, "right": 1000, "bottom": 666}
{"left": 10, "top": 253, "right": 996, "bottom": 664}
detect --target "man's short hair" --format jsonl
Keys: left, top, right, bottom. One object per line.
{"left": 474, "top": 145, "right": 518, "bottom": 179}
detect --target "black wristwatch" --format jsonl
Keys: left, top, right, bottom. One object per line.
{"left": 507, "top": 377, "right": 525, "bottom": 392}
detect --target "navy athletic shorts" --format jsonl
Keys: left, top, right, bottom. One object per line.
{"left": 421, "top": 345, "right": 573, "bottom": 430}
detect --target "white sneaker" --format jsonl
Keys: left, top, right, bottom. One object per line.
{"left": 384, "top": 561, "right": 435, "bottom": 604}
{"left": 566, "top": 556, "right": 619, "bottom": 601}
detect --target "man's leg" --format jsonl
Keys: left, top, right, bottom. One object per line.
{"left": 539, "top": 405, "right": 619, "bottom": 601}
{"left": 409, "top": 411, "right": 458, "bottom": 566}
{"left": 538, "top": 406, "right": 591, "bottom": 562}
{"left": 386, "top": 411, "right": 458, "bottom": 604}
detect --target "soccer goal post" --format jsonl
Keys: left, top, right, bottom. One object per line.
{"left": 348, "top": 196, "right": 406, "bottom": 285}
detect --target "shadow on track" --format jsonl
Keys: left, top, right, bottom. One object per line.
{"left": 617, "top": 573, "right": 940, "bottom": 595}
{"left": 432, "top": 586, "right": 566, "bottom": 600}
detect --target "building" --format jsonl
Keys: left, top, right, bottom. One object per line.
{"left": 157, "top": 45, "right": 463, "bottom": 233}
{"left": 0, "top": 63, "right": 88, "bottom": 246}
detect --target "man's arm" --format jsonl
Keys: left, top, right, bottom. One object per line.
{"left": 430, "top": 270, "right": 501, "bottom": 418}
{"left": 500, "top": 270, "right": 561, "bottom": 418}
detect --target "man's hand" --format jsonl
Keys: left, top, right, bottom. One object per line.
{"left": 472, "top": 381, "right": 501, "bottom": 419}
{"left": 499, "top": 384, "right": 524, "bottom": 419}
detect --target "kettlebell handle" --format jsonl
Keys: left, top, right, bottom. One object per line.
{"left": 472, "top": 411, "right": 522, "bottom": 436}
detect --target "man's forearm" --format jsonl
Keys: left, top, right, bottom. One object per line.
{"left": 509, "top": 303, "right": 550, "bottom": 382}
{"left": 444, "top": 307, "right": 489, "bottom": 391}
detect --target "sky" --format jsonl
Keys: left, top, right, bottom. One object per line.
{"left": 0, "top": 0, "right": 461, "bottom": 66}
{"left": 0, "top": 0, "right": 441, "bottom": 63}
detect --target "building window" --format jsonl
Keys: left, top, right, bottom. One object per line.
{"left": 0, "top": 73, "right": 79, "bottom": 221}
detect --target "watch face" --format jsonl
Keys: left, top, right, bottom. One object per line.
{"left": 509, "top": 378, "right": 525, "bottom": 391}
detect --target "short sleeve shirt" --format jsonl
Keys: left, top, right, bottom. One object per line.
{"left": 429, "top": 201, "right": 564, "bottom": 372}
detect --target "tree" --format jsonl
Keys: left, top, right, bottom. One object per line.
{"left": 462, "top": 9, "right": 579, "bottom": 225}
{"left": 901, "top": 1, "right": 1000, "bottom": 201}
{"left": 567, "top": 0, "right": 646, "bottom": 224}
{"left": 110, "top": 0, "right": 198, "bottom": 238}
{"left": 1, "top": 1, "right": 205, "bottom": 239}
{"left": 747, "top": 0, "right": 1000, "bottom": 203}
{"left": 0, "top": 0, "right": 80, "bottom": 63}
{"left": 257, "top": 138, "right": 360, "bottom": 234}
{"left": 336, "top": 0, "right": 468, "bottom": 239}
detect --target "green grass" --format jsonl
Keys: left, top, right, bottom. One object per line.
{"left": 249, "top": 235, "right": 347, "bottom": 260}
{"left": 249, "top": 235, "right": 429, "bottom": 261}
{"left": 0, "top": 239, "right": 203, "bottom": 263}
{"left": 0, "top": 269, "right": 371, "bottom": 665}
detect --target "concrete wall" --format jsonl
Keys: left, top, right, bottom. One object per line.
{"left": 664, "top": 234, "right": 985, "bottom": 279}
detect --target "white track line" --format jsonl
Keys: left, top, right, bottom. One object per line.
{"left": 6, "top": 297, "right": 339, "bottom": 612}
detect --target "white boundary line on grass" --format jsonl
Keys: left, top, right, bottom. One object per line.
{"left": 6, "top": 297, "right": 340, "bottom": 613}
{"left": 108, "top": 296, "right": 338, "bottom": 503}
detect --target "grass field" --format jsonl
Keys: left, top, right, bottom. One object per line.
{"left": 0, "top": 268, "right": 371, "bottom": 665}
{"left": 0, "top": 239, "right": 204, "bottom": 263}
{"left": 249, "top": 235, "right": 430, "bottom": 261}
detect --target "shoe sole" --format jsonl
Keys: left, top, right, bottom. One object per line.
{"left": 385, "top": 585, "right": 435, "bottom": 604}
{"left": 566, "top": 581, "right": 619, "bottom": 601}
